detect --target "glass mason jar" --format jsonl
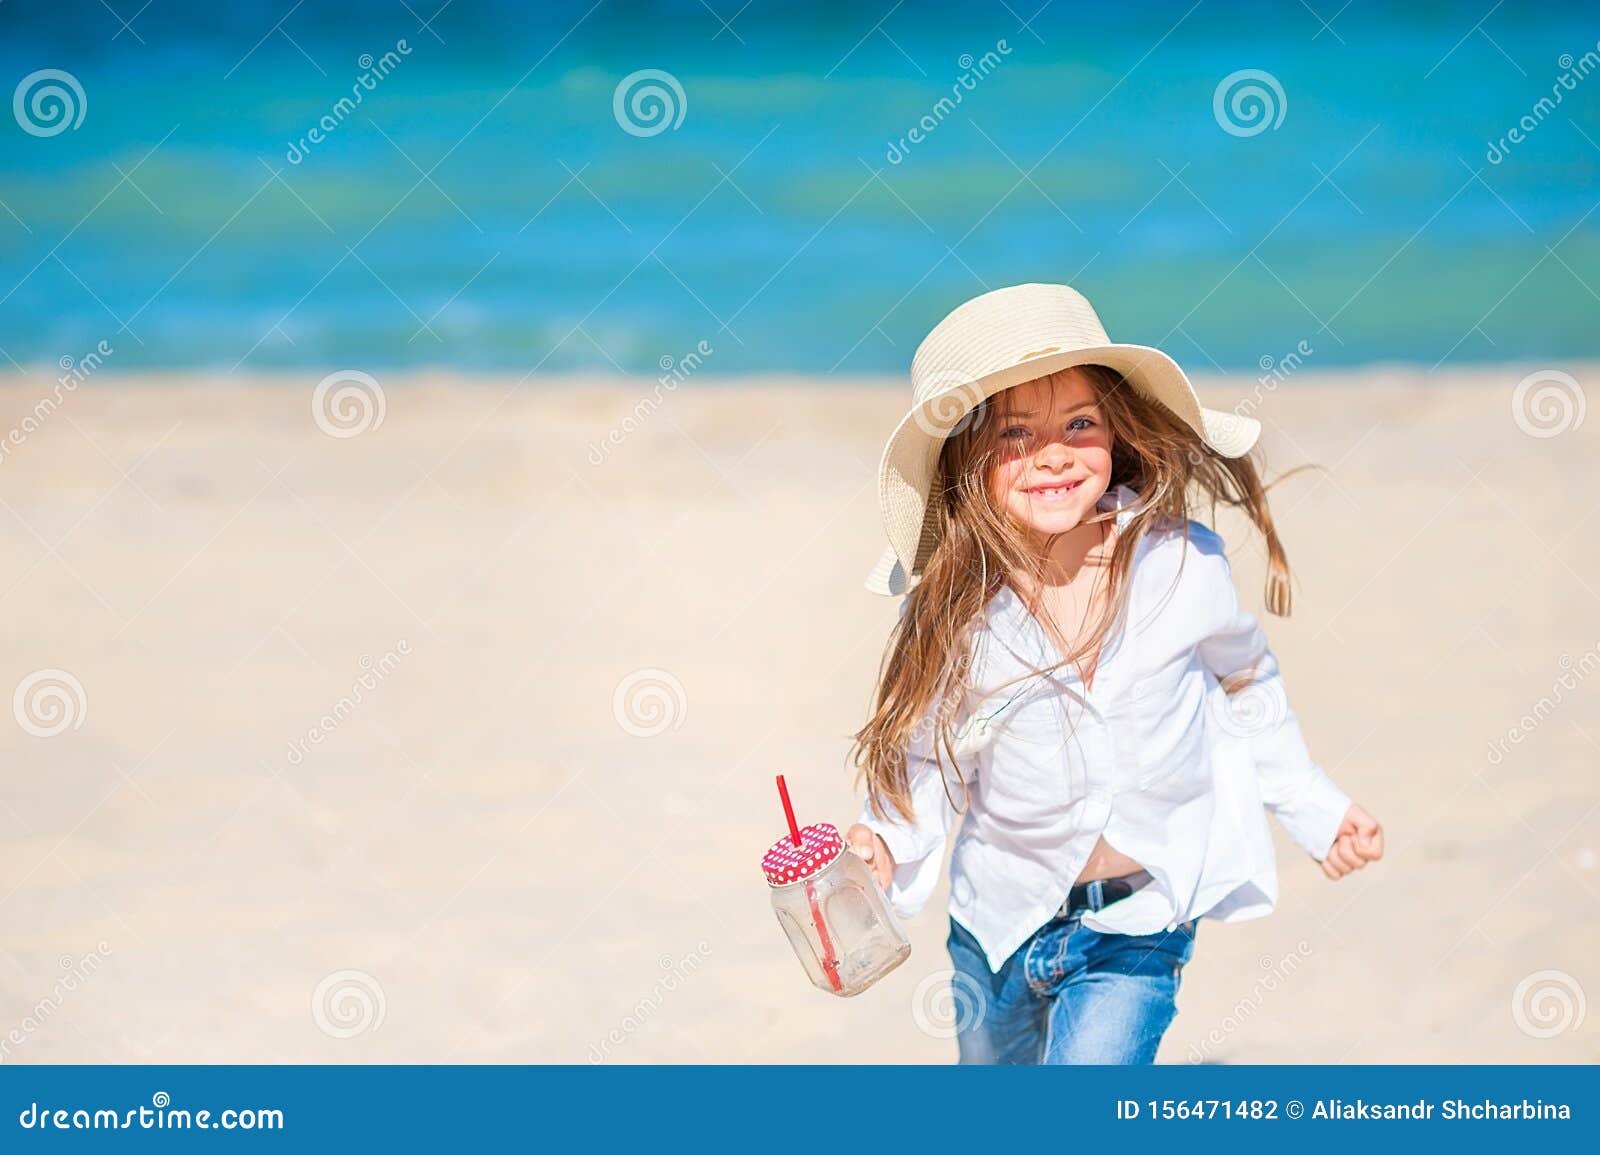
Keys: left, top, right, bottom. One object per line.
{"left": 763, "top": 823, "right": 911, "bottom": 997}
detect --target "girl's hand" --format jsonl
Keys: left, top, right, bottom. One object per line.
{"left": 1320, "top": 803, "right": 1384, "bottom": 880}
{"left": 845, "top": 824, "right": 896, "bottom": 892}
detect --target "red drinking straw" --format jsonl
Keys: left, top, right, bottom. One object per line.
{"left": 775, "top": 774, "right": 842, "bottom": 992}
{"left": 776, "top": 773, "right": 802, "bottom": 846}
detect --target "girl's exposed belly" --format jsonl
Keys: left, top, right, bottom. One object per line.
{"left": 1073, "top": 835, "right": 1145, "bottom": 882}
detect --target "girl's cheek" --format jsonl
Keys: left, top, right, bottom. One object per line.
{"left": 988, "top": 461, "right": 1020, "bottom": 503}
{"left": 1083, "top": 445, "right": 1113, "bottom": 476}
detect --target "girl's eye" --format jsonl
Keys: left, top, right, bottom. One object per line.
{"left": 999, "top": 426, "right": 1029, "bottom": 440}
{"left": 1067, "top": 416, "right": 1095, "bottom": 432}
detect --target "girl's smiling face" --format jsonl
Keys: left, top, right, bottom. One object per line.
{"left": 986, "top": 368, "right": 1114, "bottom": 540}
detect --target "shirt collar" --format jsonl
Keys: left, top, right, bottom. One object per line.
{"left": 1098, "top": 482, "right": 1143, "bottom": 531}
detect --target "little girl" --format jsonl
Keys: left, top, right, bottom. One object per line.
{"left": 847, "top": 283, "right": 1383, "bottom": 1065}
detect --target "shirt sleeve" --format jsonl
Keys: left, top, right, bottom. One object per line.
{"left": 1195, "top": 547, "right": 1351, "bottom": 861}
{"left": 854, "top": 604, "right": 978, "bottom": 920}
{"left": 855, "top": 730, "right": 973, "bottom": 920}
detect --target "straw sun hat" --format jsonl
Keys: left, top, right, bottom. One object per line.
{"left": 865, "top": 282, "right": 1261, "bottom": 596}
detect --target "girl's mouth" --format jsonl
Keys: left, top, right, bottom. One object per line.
{"left": 1023, "top": 479, "right": 1083, "bottom": 502}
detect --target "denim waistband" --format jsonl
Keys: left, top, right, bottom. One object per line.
{"left": 1055, "top": 869, "right": 1154, "bottom": 918}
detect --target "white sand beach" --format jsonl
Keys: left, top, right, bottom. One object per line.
{"left": 0, "top": 365, "right": 1596, "bottom": 1063}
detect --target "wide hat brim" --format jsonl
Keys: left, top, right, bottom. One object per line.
{"left": 866, "top": 341, "right": 1260, "bottom": 596}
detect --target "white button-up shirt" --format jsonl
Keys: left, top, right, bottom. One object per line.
{"left": 857, "top": 484, "right": 1352, "bottom": 974}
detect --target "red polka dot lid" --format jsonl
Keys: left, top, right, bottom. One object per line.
{"left": 762, "top": 823, "right": 844, "bottom": 885}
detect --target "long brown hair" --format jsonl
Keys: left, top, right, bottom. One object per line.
{"left": 850, "top": 364, "right": 1297, "bottom": 826}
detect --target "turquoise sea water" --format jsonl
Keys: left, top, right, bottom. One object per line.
{"left": 1, "top": 1, "right": 1596, "bottom": 375}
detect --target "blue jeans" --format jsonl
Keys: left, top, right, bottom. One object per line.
{"left": 946, "top": 904, "right": 1198, "bottom": 1064}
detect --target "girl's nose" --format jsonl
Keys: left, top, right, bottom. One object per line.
{"left": 1035, "top": 438, "right": 1074, "bottom": 468}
